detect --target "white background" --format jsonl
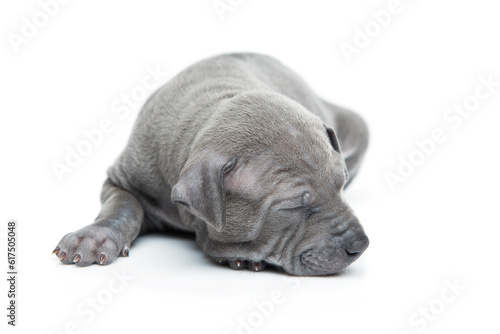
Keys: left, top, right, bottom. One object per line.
{"left": 1, "top": 0, "right": 499, "bottom": 333}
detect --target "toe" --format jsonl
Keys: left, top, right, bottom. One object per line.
{"left": 121, "top": 247, "right": 130, "bottom": 257}
{"left": 73, "top": 237, "right": 99, "bottom": 266}
{"left": 57, "top": 232, "right": 82, "bottom": 264}
{"left": 52, "top": 246, "right": 60, "bottom": 256}
{"left": 72, "top": 254, "right": 81, "bottom": 264}
{"left": 96, "top": 238, "right": 119, "bottom": 265}
{"left": 59, "top": 251, "right": 68, "bottom": 263}
{"left": 248, "top": 261, "right": 266, "bottom": 272}
{"left": 229, "top": 259, "right": 247, "bottom": 270}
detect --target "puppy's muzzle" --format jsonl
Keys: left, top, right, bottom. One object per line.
{"left": 300, "top": 229, "right": 369, "bottom": 275}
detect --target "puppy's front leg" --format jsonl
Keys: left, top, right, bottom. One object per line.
{"left": 53, "top": 179, "right": 144, "bottom": 266}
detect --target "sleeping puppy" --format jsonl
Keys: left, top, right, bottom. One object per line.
{"left": 53, "top": 53, "right": 370, "bottom": 276}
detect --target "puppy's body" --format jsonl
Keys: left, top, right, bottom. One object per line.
{"left": 54, "top": 53, "right": 369, "bottom": 276}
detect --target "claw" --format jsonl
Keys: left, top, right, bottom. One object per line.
{"left": 229, "top": 259, "right": 247, "bottom": 270}
{"left": 123, "top": 248, "right": 129, "bottom": 257}
{"left": 59, "top": 252, "right": 66, "bottom": 261}
{"left": 248, "top": 261, "right": 266, "bottom": 271}
{"left": 215, "top": 257, "right": 226, "bottom": 264}
{"left": 52, "top": 247, "right": 60, "bottom": 255}
{"left": 99, "top": 254, "right": 106, "bottom": 264}
{"left": 73, "top": 254, "right": 81, "bottom": 264}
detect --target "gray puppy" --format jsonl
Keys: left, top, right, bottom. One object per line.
{"left": 53, "top": 53, "right": 369, "bottom": 276}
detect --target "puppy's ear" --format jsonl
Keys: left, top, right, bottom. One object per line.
{"left": 171, "top": 154, "right": 237, "bottom": 232}
{"left": 324, "top": 124, "right": 341, "bottom": 154}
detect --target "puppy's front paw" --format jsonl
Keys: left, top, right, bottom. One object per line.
{"left": 214, "top": 258, "right": 267, "bottom": 272}
{"left": 53, "top": 225, "right": 129, "bottom": 266}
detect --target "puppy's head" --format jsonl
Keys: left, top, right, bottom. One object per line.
{"left": 171, "top": 92, "right": 368, "bottom": 276}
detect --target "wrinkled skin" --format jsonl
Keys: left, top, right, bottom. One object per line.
{"left": 53, "top": 53, "right": 369, "bottom": 276}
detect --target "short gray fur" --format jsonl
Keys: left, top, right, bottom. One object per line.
{"left": 54, "top": 53, "right": 369, "bottom": 276}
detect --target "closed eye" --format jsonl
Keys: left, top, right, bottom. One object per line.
{"left": 280, "top": 206, "right": 318, "bottom": 219}
{"left": 277, "top": 192, "right": 316, "bottom": 218}
{"left": 279, "top": 206, "right": 305, "bottom": 212}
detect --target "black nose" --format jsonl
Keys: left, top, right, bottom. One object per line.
{"left": 345, "top": 235, "right": 369, "bottom": 255}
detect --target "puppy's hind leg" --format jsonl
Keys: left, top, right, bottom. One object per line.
{"left": 53, "top": 179, "right": 145, "bottom": 266}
